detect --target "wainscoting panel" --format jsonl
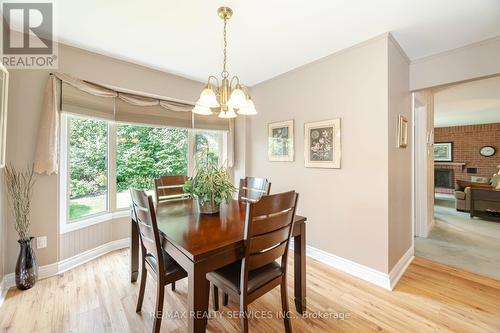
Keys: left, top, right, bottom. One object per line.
{"left": 60, "top": 221, "right": 115, "bottom": 260}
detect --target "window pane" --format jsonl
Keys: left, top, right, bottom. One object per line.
{"left": 68, "top": 117, "right": 108, "bottom": 221}
{"left": 195, "top": 130, "right": 223, "bottom": 164}
{"left": 116, "top": 125, "right": 188, "bottom": 209}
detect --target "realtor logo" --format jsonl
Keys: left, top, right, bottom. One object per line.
{"left": 1, "top": 1, "right": 58, "bottom": 68}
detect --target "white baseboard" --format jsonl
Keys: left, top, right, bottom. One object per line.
{"left": 58, "top": 237, "right": 130, "bottom": 274}
{"left": 0, "top": 277, "right": 8, "bottom": 308}
{"left": 290, "top": 240, "right": 413, "bottom": 290}
{"left": 2, "top": 261, "right": 59, "bottom": 290}
{"left": 1, "top": 237, "right": 130, "bottom": 296}
{"left": 389, "top": 246, "right": 414, "bottom": 290}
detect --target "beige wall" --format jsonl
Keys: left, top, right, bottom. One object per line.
{"left": 248, "top": 34, "right": 396, "bottom": 273}
{"left": 6, "top": 68, "right": 58, "bottom": 274}
{"left": 246, "top": 34, "right": 412, "bottom": 273}
{"left": 410, "top": 36, "right": 500, "bottom": 91}
{"left": 4, "top": 43, "right": 203, "bottom": 274}
{"left": 387, "top": 38, "right": 412, "bottom": 270}
{"left": 233, "top": 117, "right": 250, "bottom": 185}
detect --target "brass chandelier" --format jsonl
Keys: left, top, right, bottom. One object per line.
{"left": 192, "top": 7, "right": 257, "bottom": 118}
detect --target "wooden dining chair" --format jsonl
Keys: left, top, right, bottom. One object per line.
{"left": 154, "top": 175, "right": 189, "bottom": 203}
{"left": 238, "top": 177, "right": 271, "bottom": 202}
{"left": 208, "top": 190, "right": 299, "bottom": 333}
{"left": 130, "top": 189, "right": 188, "bottom": 333}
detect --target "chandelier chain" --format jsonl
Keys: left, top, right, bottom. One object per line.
{"left": 222, "top": 17, "right": 228, "bottom": 78}
{"left": 193, "top": 7, "right": 257, "bottom": 117}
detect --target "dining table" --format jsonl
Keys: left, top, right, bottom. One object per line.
{"left": 129, "top": 198, "right": 307, "bottom": 333}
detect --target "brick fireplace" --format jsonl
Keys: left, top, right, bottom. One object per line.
{"left": 434, "top": 123, "right": 500, "bottom": 194}
{"left": 434, "top": 163, "right": 464, "bottom": 194}
{"left": 435, "top": 169, "right": 454, "bottom": 189}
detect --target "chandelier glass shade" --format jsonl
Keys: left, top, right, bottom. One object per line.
{"left": 193, "top": 7, "right": 257, "bottom": 119}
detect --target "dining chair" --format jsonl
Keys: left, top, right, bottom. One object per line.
{"left": 130, "top": 189, "right": 188, "bottom": 333}
{"left": 154, "top": 175, "right": 189, "bottom": 291}
{"left": 238, "top": 177, "right": 271, "bottom": 202}
{"left": 154, "top": 175, "right": 189, "bottom": 203}
{"left": 208, "top": 190, "right": 299, "bottom": 333}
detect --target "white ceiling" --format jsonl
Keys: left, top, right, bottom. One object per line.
{"left": 29, "top": 1, "right": 500, "bottom": 84}
{"left": 434, "top": 76, "right": 500, "bottom": 128}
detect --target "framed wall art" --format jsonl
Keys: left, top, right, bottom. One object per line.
{"left": 268, "top": 120, "right": 294, "bottom": 161}
{"left": 397, "top": 115, "right": 408, "bottom": 148}
{"left": 304, "top": 118, "right": 341, "bottom": 168}
{"left": 434, "top": 142, "right": 453, "bottom": 162}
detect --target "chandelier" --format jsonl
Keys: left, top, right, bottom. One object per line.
{"left": 192, "top": 7, "right": 257, "bottom": 118}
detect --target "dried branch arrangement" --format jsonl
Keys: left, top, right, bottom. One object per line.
{"left": 4, "top": 165, "right": 36, "bottom": 241}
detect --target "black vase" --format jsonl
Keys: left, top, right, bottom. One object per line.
{"left": 15, "top": 237, "right": 38, "bottom": 290}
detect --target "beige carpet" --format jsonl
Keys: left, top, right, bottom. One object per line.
{"left": 415, "top": 195, "right": 500, "bottom": 280}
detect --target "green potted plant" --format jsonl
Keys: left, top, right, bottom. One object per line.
{"left": 4, "top": 165, "right": 38, "bottom": 290}
{"left": 183, "top": 149, "right": 235, "bottom": 214}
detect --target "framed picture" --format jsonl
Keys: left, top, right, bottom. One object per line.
{"left": 434, "top": 142, "right": 453, "bottom": 162}
{"left": 398, "top": 115, "right": 408, "bottom": 148}
{"left": 268, "top": 120, "right": 294, "bottom": 161}
{"left": 0, "top": 63, "right": 8, "bottom": 168}
{"left": 304, "top": 118, "right": 341, "bottom": 168}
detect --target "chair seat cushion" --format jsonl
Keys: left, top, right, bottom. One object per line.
{"left": 145, "top": 251, "right": 186, "bottom": 279}
{"left": 207, "top": 261, "right": 283, "bottom": 294}
{"left": 454, "top": 191, "right": 466, "bottom": 200}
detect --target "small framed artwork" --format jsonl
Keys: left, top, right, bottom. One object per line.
{"left": 434, "top": 142, "right": 453, "bottom": 162}
{"left": 304, "top": 118, "right": 341, "bottom": 168}
{"left": 0, "top": 63, "right": 8, "bottom": 168}
{"left": 398, "top": 115, "right": 408, "bottom": 148}
{"left": 268, "top": 120, "right": 294, "bottom": 161}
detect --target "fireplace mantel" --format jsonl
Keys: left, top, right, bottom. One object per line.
{"left": 435, "top": 162, "right": 466, "bottom": 166}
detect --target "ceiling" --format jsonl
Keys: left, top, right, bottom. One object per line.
{"left": 21, "top": 1, "right": 500, "bottom": 85}
{"left": 434, "top": 76, "right": 500, "bottom": 128}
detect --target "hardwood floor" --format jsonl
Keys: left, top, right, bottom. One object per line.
{"left": 1, "top": 250, "right": 499, "bottom": 332}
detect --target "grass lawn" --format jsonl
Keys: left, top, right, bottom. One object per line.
{"left": 69, "top": 195, "right": 106, "bottom": 220}
{"left": 69, "top": 191, "right": 153, "bottom": 220}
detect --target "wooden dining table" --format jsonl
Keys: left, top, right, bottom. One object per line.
{"left": 130, "top": 198, "right": 307, "bottom": 333}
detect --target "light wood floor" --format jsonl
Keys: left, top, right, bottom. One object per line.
{"left": 1, "top": 250, "right": 499, "bottom": 333}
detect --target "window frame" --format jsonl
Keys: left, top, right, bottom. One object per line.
{"left": 191, "top": 128, "right": 227, "bottom": 168}
{"left": 59, "top": 114, "right": 113, "bottom": 233}
{"left": 59, "top": 113, "right": 228, "bottom": 234}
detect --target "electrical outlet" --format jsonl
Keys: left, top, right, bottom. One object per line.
{"left": 37, "top": 236, "right": 47, "bottom": 249}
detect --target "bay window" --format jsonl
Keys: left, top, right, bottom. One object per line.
{"left": 60, "top": 114, "right": 228, "bottom": 232}
{"left": 68, "top": 116, "right": 108, "bottom": 221}
{"left": 116, "top": 124, "right": 188, "bottom": 209}
{"left": 194, "top": 129, "right": 225, "bottom": 165}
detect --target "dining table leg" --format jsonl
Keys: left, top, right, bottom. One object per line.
{"left": 187, "top": 265, "right": 210, "bottom": 333}
{"left": 130, "top": 217, "right": 139, "bottom": 283}
{"left": 294, "top": 222, "right": 307, "bottom": 314}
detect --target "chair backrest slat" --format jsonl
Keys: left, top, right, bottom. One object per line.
{"left": 130, "top": 188, "right": 165, "bottom": 274}
{"left": 238, "top": 177, "right": 271, "bottom": 202}
{"left": 242, "top": 190, "right": 298, "bottom": 285}
{"left": 155, "top": 175, "right": 189, "bottom": 203}
{"left": 251, "top": 210, "right": 294, "bottom": 235}
{"left": 248, "top": 226, "right": 291, "bottom": 254}
{"left": 251, "top": 192, "right": 295, "bottom": 216}
{"left": 247, "top": 241, "right": 288, "bottom": 271}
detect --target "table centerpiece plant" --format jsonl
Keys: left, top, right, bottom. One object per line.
{"left": 4, "top": 165, "right": 38, "bottom": 290}
{"left": 183, "top": 150, "right": 235, "bottom": 214}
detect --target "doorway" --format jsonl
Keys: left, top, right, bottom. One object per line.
{"left": 413, "top": 76, "right": 500, "bottom": 280}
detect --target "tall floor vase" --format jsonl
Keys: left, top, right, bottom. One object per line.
{"left": 15, "top": 237, "right": 38, "bottom": 290}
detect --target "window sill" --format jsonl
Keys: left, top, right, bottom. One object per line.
{"left": 60, "top": 210, "right": 131, "bottom": 234}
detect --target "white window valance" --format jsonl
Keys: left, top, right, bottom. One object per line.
{"left": 34, "top": 72, "right": 234, "bottom": 175}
